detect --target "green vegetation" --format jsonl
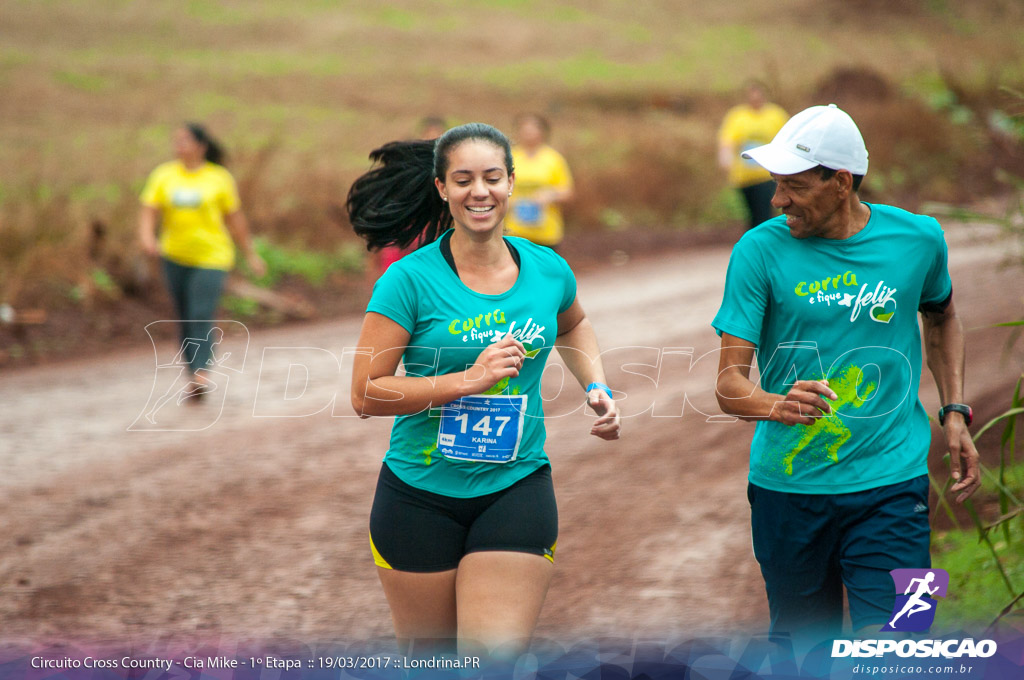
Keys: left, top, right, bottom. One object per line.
{"left": 700, "top": 188, "right": 747, "bottom": 226}
{"left": 369, "top": 6, "right": 417, "bottom": 30}
{"left": 930, "top": 377, "right": 1024, "bottom": 633}
{"left": 250, "top": 238, "right": 364, "bottom": 288}
{"left": 933, "top": 528, "right": 1024, "bottom": 627}
{"left": 220, "top": 294, "right": 260, "bottom": 319}
{"left": 981, "top": 460, "right": 1024, "bottom": 497}
{"left": 2, "top": 2, "right": 1021, "bottom": 251}
{"left": 930, "top": 175, "right": 1024, "bottom": 633}
{"left": 53, "top": 69, "right": 110, "bottom": 92}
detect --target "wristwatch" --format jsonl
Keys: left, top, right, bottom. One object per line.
{"left": 938, "top": 403, "right": 973, "bottom": 426}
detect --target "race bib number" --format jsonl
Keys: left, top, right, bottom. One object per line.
{"left": 512, "top": 200, "right": 542, "bottom": 226}
{"left": 437, "top": 394, "right": 527, "bottom": 463}
{"left": 171, "top": 187, "right": 203, "bottom": 208}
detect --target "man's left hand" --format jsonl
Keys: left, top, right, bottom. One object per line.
{"left": 945, "top": 415, "right": 980, "bottom": 503}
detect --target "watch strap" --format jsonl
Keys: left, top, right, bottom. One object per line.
{"left": 938, "top": 403, "right": 973, "bottom": 426}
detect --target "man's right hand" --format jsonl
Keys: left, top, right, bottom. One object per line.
{"left": 770, "top": 380, "right": 838, "bottom": 426}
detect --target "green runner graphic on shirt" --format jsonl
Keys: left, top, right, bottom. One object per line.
{"left": 766, "top": 364, "right": 877, "bottom": 475}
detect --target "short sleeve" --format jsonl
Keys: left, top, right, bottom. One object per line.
{"left": 920, "top": 220, "right": 953, "bottom": 306}
{"left": 217, "top": 169, "right": 242, "bottom": 214}
{"left": 718, "top": 109, "right": 740, "bottom": 145}
{"left": 366, "top": 263, "right": 418, "bottom": 333}
{"left": 558, "top": 254, "right": 577, "bottom": 313}
{"left": 711, "top": 237, "right": 770, "bottom": 345}
{"left": 139, "top": 166, "right": 166, "bottom": 207}
{"left": 550, "top": 150, "right": 573, "bottom": 190}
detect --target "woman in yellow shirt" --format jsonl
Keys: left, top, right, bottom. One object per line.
{"left": 505, "top": 113, "right": 574, "bottom": 249}
{"left": 138, "top": 123, "right": 265, "bottom": 390}
{"left": 718, "top": 81, "right": 788, "bottom": 230}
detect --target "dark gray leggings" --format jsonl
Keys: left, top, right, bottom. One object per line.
{"left": 161, "top": 258, "right": 228, "bottom": 375}
{"left": 740, "top": 179, "right": 777, "bottom": 230}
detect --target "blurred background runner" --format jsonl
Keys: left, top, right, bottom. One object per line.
{"left": 138, "top": 122, "right": 266, "bottom": 395}
{"left": 718, "top": 80, "right": 788, "bottom": 230}
{"left": 504, "top": 113, "right": 574, "bottom": 250}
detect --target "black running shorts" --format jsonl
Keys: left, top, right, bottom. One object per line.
{"left": 369, "top": 462, "right": 558, "bottom": 572}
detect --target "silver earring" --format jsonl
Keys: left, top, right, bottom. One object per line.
{"left": 442, "top": 196, "right": 448, "bottom": 202}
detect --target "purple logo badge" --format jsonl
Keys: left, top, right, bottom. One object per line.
{"left": 881, "top": 568, "right": 949, "bottom": 632}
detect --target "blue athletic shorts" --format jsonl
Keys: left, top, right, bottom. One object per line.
{"left": 747, "top": 474, "right": 931, "bottom": 636}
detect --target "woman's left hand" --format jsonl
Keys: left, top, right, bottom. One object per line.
{"left": 246, "top": 251, "right": 268, "bottom": 278}
{"left": 587, "top": 388, "right": 621, "bottom": 441}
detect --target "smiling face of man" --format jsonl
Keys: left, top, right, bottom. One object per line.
{"left": 770, "top": 167, "right": 855, "bottom": 240}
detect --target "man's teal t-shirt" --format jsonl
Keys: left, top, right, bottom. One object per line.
{"left": 712, "top": 203, "right": 953, "bottom": 494}
{"left": 366, "top": 233, "right": 577, "bottom": 498}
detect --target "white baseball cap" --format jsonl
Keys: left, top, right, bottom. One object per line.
{"left": 742, "top": 104, "right": 869, "bottom": 176}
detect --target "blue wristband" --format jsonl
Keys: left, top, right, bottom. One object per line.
{"left": 585, "top": 382, "right": 614, "bottom": 400}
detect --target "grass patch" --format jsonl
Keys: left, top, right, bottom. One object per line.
{"left": 700, "top": 187, "right": 748, "bottom": 226}
{"left": 981, "top": 460, "right": 1024, "bottom": 496}
{"left": 547, "top": 5, "right": 591, "bottom": 23}
{"left": 481, "top": 0, "right": 537, "bottom": 10}
{"left": 369, "top": 7, "right": 417, "bottom": 31}
{"left": 251, "top": 238, "right": 364, "bottom": 288}
{"left": 189, "top": 91, "right": 244, "bottom": 118}
{"left": 68, "top": 182, "right": 123, "bottom": 206}
{"left": 932, "top": 528, "right": 1024, "bottom": 629}
{"left": 452, "top": 51, "right": 681, "bottom": 90}
{"left": 53, "top": 69, "right": 109, "bottom": 92}
{"left": 220, "top": 294, "right": 260, "bottom": 319}
{"left": 691, "top": 24, "right": 765, "bottom": 54}
{"left": 623, "top": 24, "right": 653, "bottom": 45}
{"left": 185, "top": 0, "right": 245, "bottom": 25}
{"left": 0, "top": 46, "right": 33, "bottom": 69}
{"left": 146, "top": 47, "right": 350, "bottom": 79}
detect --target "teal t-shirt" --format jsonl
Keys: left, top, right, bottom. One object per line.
{"left": 366, "top": 233, "right": 577, "bottom": 498}
{"left": 712, "top": 203, "right": 953, "bottom": 494}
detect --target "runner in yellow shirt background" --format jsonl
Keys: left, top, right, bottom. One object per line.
{"left": 138, "top": 123, "right": 266, "bottom": 394}
{"left": 505, "top": 113, "right": 574, "bottom": 249}
{"left": 718, "top": 81, "right": 788, "bottom": 230}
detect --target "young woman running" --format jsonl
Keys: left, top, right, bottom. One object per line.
{"left": 347, "top": 123, "right": 620, "bottom": 658}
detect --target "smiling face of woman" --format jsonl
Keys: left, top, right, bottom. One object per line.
{"left": 435, "top": 139, "right": 514, "bottom": 237}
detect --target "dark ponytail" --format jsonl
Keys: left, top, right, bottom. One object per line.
{"left": 346, "top": 139, "right": 449, "bottom": 251}
{"left": 347, "top": 123, "right": 513, "bottom": 251}
{"left": 185, "top": 122, "right": 226, "bottom": 166}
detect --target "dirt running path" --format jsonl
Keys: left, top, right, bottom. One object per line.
{"left": 0, "top": 221, "right": 1021, "bottom": 644}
